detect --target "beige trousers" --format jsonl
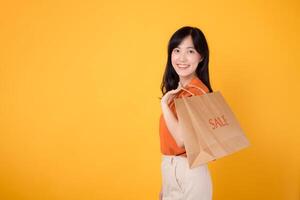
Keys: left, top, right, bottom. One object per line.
{"left": 161, "top": 155, "right": 213, "bottom": 200}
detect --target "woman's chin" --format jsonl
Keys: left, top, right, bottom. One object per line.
{"left": 177, "top": 73, "right": 195, "bottom": 79}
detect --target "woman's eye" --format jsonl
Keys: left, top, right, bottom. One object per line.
{"left": 173, "top": 49, "right": 180, "bottom": 53}
{"left": 189, "top": 50, "right": 195, "bottom": 53}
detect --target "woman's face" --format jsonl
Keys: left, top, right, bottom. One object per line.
{"left": 171, "top": 35, "right": 203, "bottom": 80}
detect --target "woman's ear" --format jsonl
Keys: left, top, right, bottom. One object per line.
{"left": 199, "top": 54, "right": 204, "bottom": 63}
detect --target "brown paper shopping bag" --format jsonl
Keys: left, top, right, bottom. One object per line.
{"left": 174, "top": 85, "right": 250, "bottom": 169}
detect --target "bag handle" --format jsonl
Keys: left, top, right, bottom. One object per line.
{"left": 179, "top": 84, "right": 207, "bottom": 96}
{"left": 169, "top": 84, "right": 207, "bottom": 107}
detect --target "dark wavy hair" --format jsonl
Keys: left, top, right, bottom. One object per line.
{"left": 160, "top": 26, "right": 213, "bottom": 97}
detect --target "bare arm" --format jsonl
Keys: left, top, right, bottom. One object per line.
{"left": 160, "top": 84, "right": 184, "bottom": 148}
{"left": 161, "top": 102, "right": 184, "bottom": 148}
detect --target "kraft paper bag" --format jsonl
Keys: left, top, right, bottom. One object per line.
{"left": 174, "top": 85, "right": 250, "bottom": 169}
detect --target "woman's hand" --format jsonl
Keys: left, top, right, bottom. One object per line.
{"left": 159, "top": 186, "right": 163, "bottom": 200}
{"left": 161, "top": 82, "right": 183, "bottom": 106}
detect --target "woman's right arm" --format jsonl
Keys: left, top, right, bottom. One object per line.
{"left": 160, "top": 85, "right": 184, "bottom": 148}
{"left": 161, "top": 102, "right": 184, "bottom": 148}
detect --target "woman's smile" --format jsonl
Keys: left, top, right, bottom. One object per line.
{"left": 177, "top": 64, "right": 190, "bottom": 68}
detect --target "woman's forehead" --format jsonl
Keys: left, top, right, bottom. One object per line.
{"left": 178, "top": 37, "right": 195, "bottom": 48}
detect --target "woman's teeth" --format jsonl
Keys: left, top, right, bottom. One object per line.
{"left": 178, "top": 64, "right": 189, "bottom": 68}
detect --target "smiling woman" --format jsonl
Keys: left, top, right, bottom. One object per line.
{"left": 159, "top": 26, "right": 213, "bottom": 200}
{"left": 171, "top": 35, "right": 204, "bottom": 86}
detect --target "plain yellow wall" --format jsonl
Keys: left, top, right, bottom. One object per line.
{"left": 0, "top": 0, "right": 299, "bottom": 199}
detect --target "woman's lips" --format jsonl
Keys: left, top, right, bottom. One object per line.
{"left": 177, "top": 64, "right": 190, "bottom": 68}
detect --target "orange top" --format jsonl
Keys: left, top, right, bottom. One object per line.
{"left": 159, "top": 76, "right": 210, "bottom": 156}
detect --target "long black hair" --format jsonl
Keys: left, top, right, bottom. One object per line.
{"left": 160, "top": 26, "right": 213, "bottom": 97}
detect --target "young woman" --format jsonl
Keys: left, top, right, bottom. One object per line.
{"left": 159, "top": 26, "right": 214, "bottom": 200}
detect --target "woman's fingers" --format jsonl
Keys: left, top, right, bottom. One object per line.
{"left": 170, "top": 86, "right": 182, "bottom": 94}
{"left": 166, "top": 85, "right": 182, "bottom": 103}
{"left": 161, "top": 84, "right": 183, "bottom": 105}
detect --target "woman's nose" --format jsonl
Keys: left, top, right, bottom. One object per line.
{"left": 179, "top": 52, "right": 187, "bottom": 61}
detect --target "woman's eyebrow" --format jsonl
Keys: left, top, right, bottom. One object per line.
{"left": 177, "top": 46, "right": 195, "bottom": 49}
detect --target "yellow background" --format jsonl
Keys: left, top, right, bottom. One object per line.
{"left": 0, "top": 0, "right": 299, "bottom": 199}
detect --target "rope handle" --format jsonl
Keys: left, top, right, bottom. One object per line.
{"left": 169, "top": 84, "right": 207, "bottom": 107}
{"left": 179, "top": 84, "right": 207, "bottom": 96}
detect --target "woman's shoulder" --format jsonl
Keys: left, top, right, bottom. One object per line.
{"left": 187, "top": 85, "right": 209, "bottom": 96}
{"left": 180, "top": 77, "right": 209, "bottom": 97}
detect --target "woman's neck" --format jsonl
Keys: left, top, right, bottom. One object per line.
{"left": 179, "top": 74, "right": 196, "bottom": 87}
